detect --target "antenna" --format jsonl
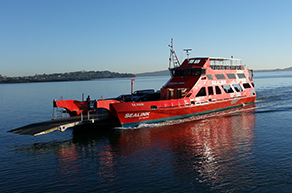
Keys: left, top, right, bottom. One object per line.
{"left": 183, "top": 49, "right": 192, "bottom": 60}
{"left": 168, "top": 38, "right": 180, "bottom": 68}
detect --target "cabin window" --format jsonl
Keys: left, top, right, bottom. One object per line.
{"left": 222, "top": 85, "right": 234, "bottom": 93}
{"left": 151, "top": 105, "right": 158, "bottom": 109}
{"left": 168, "top": 90, "right": 172, "bottom": 99}
{"left": 243, "top": 83, "right": 251, "bottom": 88}
{"left": 215, "top": 86, "right": 222, "bottom": 94}
{"left": 196, "top": 87, "right": 206, "bottom": 97}
{"left": 194, "top": 59, "right": 200, "bottom": 64}
{"left": 188, "top": 59, "right": 201, "bottom": 64}
{"left": 233, "top": 84, "right": 243, "bottom": 92}
{"left": 208, "top": 86, "right": 214, "bottom": 95}
{"left": 237, "top": 73, "right": 246, "bottom": 79}
{"left": 186, "top": 93, "right": 192, "bottom": 97}
{"left": 177, "top": 90, "right": 182, "bottom": 99}
{"left": 206, "top": 74, "right": 213, "bottom": 80}
{"left": 201, "top": 69, "right": 206, "bottom": 75}
{"left": 251, "top": 83, "right": 255, "bottom": 87}
{"left": 215, "top": 74, "right": 226, "bottom": 79}
{"left": 227, "top": 73, "right": 236, "bottom": 79}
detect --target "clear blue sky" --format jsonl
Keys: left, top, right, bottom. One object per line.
{"left": 1, "top": 0, "right": 292, "bottom": 76}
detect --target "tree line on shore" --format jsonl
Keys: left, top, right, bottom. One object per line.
{"left": 0, "top": 70, "right": 135, "bottom": 83}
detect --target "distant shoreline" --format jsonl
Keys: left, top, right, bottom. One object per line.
{"left": 254, "top": 69, "right": 292, "bottom": 72}
{"left": 0, "top": 70, "right": 135, "bottom": 84}
{"left": 135, "top": 68, "right": 292, "bottom": 77}
{"left": 1, "top": 67, "right": 292, "bottom": 84}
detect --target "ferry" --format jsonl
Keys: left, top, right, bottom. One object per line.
{"left": 54, "top": 39, "right": 256, "bottom": 128}
{"left": 9, "top": 39, "right": 256, "bottom": 135}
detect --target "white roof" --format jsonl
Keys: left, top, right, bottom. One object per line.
{"left": 209, "top": 57, "right": 241, "bottom": 61}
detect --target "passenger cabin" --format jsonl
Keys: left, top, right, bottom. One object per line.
{"left": 160, "top": 57, "right": 255, "bottom": 101}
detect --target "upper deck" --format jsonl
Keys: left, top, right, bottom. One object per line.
{"left": 172, "top": 57, "right": 247, "bottom": 70}
{"left": 169, "top": 57, "right": 248, "bottom": 78}
{"left": 208, "top": 57, "right": 247, "bottom": 70}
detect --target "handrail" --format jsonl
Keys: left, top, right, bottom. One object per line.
{"left": 210, "top": 65, "right": 247, "bottom": 70}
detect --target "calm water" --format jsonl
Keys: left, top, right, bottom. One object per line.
{"left": 1, "top": 72, "right": 292, "bottom": 192}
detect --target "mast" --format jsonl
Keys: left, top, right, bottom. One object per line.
{"left": 168, "top": 38, "right": 180, "bottom": 69}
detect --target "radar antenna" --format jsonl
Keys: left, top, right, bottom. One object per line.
{"left": 183, "top": 49, "right": 192, "bottom": 60}
{"left": 168, "top": 38, "right": 180, "bottom": 69}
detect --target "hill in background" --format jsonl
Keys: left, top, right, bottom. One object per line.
{"left": 0, "top": 71, "right": 135, "bottom": 83}
{"left": 255, "top": 66, "right": 292, "bottom": 72}
{"left": 135, "top": 70, "right": 170, "bottom": 77}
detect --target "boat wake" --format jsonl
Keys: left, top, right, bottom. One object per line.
{"left": 255, "top": 85, "right": 292, "bottom": 113}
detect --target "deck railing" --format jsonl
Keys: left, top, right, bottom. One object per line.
{"left": 210, "top": 64, "right": 247, "bottom": 70}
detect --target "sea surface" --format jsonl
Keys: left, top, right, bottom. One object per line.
{"left": 1, "top": 72, "right": 292, "bottom": 192}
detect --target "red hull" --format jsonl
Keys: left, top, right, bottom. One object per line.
{"left": 112, "top": 95, "right": 256, "bottom": 128}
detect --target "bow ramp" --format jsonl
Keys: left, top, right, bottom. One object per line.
{"left": 8, "top": 99, "right": 121, "bottom": 136}
{"left": 8, "top": 116, "right": 83, "bottom": 136}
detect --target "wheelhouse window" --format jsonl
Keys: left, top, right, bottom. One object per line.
{"left": 185, "top": 69, "right": 192, "bottom": 76}
{"left": 243, "top": 83, "right": 251, "bottom": 88}
{"left": 233, "top": 84, "right": 243, "bottom": 92}
{"left": 171, "top": 69, "right": 205, "bottom": 76}
{"left": 192, "top": 69, "right": 201, "bottom": 75}
{"left": 196, "top": 87, "right": 206, "bottom": 97}
{"left": 237, "top": 73, "right": 246, "bottom": 79}
{"left": 222, "top": 85, "right": 234, "bottom": 93}
{"left": 227, "top": 73, "right": 236, "bottom": 79}
{"left": 206, "top": 74, "right": 213, "bottom": 80}
{"left": 215, "top": 74, "right": 226, "bottom": 79}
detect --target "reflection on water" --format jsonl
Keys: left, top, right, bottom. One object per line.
{"left": 17, "top": 104, "right": 257, "bottom": 192}
{"left": 115, "top": 104, "right": 257, "bottom": 191}
{"left": 57, "top": 144, "right": 82, "bottom": 185}
{"left": 172, "top": 109, "right": 256, "bottom": 191}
